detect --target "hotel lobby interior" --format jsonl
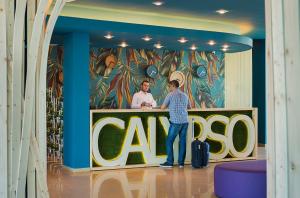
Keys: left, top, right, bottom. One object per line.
{"left": 1, "top": 0, "right": 300, "bottom": 198}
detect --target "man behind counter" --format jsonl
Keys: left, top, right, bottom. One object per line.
{"left": 131, "top": 80, "right": 157, "bottom": 109}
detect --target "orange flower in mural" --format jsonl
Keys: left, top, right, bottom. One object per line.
{"left": 90, "top": 48, "right": 120, "bottom": 78}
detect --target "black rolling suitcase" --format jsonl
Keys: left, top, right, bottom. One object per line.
{"left": 191, "top": 119, "right": 210, "bottom": 168}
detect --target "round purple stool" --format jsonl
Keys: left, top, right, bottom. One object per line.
{"left": 214, "top": 160, "right": 266, "bottom": 198}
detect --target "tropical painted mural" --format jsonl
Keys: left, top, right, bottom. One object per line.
{"left": 90, "top": 48, "right": 225, "bottom": 109}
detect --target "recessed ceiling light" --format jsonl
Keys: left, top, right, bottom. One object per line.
{"left": 208, "top": 40, "right": 216, "bottom": 46}
{"left": 104, "top": 33, "right": 114, "bottom": 39}
{"left": 142, "top": 36, "right": 152, "bottom": 42}
{"left": 152, "top": 1, "right": 164, "bottom": 6}
{"left": 221, "top": 48, "right": 228, "bottom": 52}
{"left": 154, "top": 43, "right": 163, "bottom": 49}
{"left": 119, "top": 42, "right": 128, "bottom": 48}
{"left": 190, "top": 45, "right": 197, "bottom": 50}
{"left": 178, "top": 37, "right": 188, "bottom": 43}
{"left": 222, "top": 44, "right": 230, "bottom": 49}
{"left": 216, "top": 9, "right": 229, "bottom": 15}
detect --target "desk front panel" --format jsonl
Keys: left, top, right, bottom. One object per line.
{"left": 90, "top": 109, "right": 257, "bottom": 170}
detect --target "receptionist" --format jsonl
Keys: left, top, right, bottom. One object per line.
{"left": 131, "top": 80, "right": 157, "bottom": 109}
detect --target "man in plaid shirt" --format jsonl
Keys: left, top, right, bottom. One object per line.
{"left": 160, "top": 80, "right": 191, "bottom": 168}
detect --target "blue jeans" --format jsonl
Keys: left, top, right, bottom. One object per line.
{"left": 166, "top": 122, "right": 189, "bottom": 165}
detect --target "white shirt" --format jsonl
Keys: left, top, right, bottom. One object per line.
{"left": 131, "top": 91, "right": 157, "bottom": 109}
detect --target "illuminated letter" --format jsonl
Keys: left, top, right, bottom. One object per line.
{"left": 207, "top": 115, "right": 230, "bottom": 160}
{"left": 148, "top": 117, "right": 165, "bottom": 164}
{"left": 92, "top": 117, "right": 125, "bottom": 166}
{"left": 120, "top": 117, "right": 152, "bottom": 166}
{"left": 158, "top": 116, "right": 170, "bottom": 135}
{"left": 227, "top": 115, "right": 255, "bottom": 158}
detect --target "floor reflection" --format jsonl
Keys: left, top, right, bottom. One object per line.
{"left": 91, "top": 166, "right": 216, "bottom": 198}
{"left": 48, "top": 147, "right": 266, "bottom": 198}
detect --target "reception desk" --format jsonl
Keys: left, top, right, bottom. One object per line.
{"left": 90, "top": 108, "right": 257, "bottom": 170}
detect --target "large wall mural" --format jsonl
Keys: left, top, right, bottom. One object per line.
{"left": 89, "top": 48, "right": 225, "bottom": 109}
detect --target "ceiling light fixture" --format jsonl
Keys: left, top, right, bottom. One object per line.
{"left": 119, "top": 42, "right": 128, "bottom": 48}
{"left": 221, "top": 48, "right": 228, "bottom": 52}
{"left": 154, "top": 43, "right": 163, "bottom": 49}
{"left": 104, "top": 33, "right": 114, "bottom": 39}
{"left": 142, "top": 36, "right": 152, "bottom": 41}
{"left": 190, "top": 45, "right": 197, "bottom": 50}
{"left": 208, "top": 40, "right": 216, "bottom": 46}
{"left": 216, "top": 9, "right": 229, "bottom": 15}
{"left": 178, "top": 37, "right": 188, "bottom": 43}
{"left": 222, "top": 44, "right": 230, "bottom": 49}
{"left": 152, "top": 1, "right": 164, "bottom": 6}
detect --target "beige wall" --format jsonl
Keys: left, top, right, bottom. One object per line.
{"left": 225, "top": 50, "right": 252, "bottom": 108}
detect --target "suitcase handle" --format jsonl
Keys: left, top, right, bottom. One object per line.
{"left": 192, "top": 118, "right": 196, "bottom": 140}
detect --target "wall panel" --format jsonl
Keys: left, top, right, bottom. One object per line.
{"left": 225, "top": 50, "right": 252, "bottom": 108}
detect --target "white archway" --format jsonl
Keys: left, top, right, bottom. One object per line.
{"left": 0, "top": 0, "right": 72, "bottom": 197}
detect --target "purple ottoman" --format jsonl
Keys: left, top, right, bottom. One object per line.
{"left": 214, "top": 160, "right": 266, "bottom": 198}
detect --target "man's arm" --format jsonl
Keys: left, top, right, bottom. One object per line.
{"left": 131, "top": 94, "right": 140, "bottom": 109}
{"left": 160, "top": 104, "right": 167, "bottom": 109}
{"left": 161, "top": 94, "right": 170, "bottom": 109}
{"left": 150, "top": 94, "right": 157, "bottom": 107}
{"left": 187, "top": 98, "right": 192, "bottom": 109}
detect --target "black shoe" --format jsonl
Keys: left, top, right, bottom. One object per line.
{"left": 160, "top": 162, "right": 173, "bottom": 168}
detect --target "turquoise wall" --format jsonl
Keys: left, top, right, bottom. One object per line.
{"left": 63, "top": 33, "right": 90, "bottom": 168}
{"left": 252, "top": 39, "right": 266, "bottom": 144}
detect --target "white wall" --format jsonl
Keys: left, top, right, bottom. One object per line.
{"left": 225, "top": 50, "right": 252, "bottom": 108}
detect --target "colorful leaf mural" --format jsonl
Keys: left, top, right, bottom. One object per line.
{"left": 47, "top": 46, "right": 64, "bottom": 98}
{"left": 90, "top": 48, "right": 225, "bottom": 109}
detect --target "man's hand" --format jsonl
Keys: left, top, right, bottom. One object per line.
{"left": 160, "top": 104, "right": 167, "bottom": 109}
{"left": 141, "top": 102, "right": 153, "bottom": 108}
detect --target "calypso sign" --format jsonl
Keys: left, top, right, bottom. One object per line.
{"left": 91, "top": 113, "right": 256, "bottom": 168}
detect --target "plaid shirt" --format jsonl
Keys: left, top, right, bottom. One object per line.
{"left": 163, "top": 89, "right": 191, "bottom": 124}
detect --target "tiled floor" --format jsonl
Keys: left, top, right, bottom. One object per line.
{"left": 47, "top": 147, "right": 266, "bottom": 198}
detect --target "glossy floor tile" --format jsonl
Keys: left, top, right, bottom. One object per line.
{"left": 48, "top": 147, "right": 266, "bottom": 198}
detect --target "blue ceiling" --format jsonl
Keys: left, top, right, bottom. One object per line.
{"left": 72, "top": 0, "right": 265, "bottom": 39}
{"left": 52, "top": 17, "right": 253, "bottom": 53}
{"left": 52, "top": 0, "right": 265, "bottom": 51}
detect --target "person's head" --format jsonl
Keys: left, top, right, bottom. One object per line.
{"left": 141, "top": 80, "right": 150, "bottom": 92}
{"left": 168, "top": 80, "right": 179, "bottom": 92}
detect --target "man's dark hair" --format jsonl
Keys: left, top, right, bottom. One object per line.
{"left": 169, "top": 80, "right": 179, "bottom": 88}
{"left": 141, "top": 80, "right": 150, "bottom": 85}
